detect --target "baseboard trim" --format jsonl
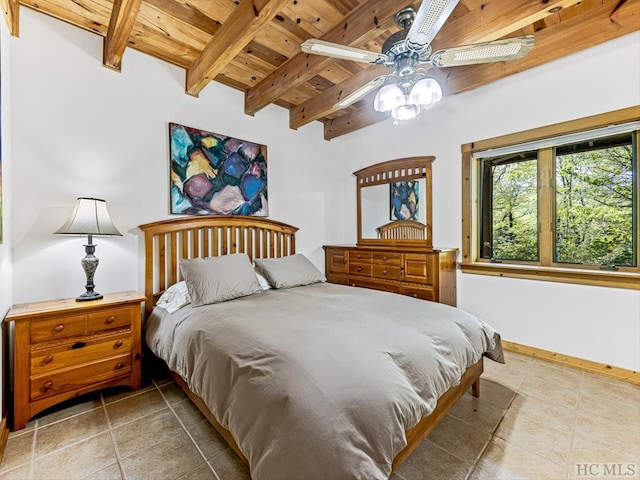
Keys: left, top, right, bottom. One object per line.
{"left": 502, "top": 340, "right": 640, "bottom": 385}
{"left": 0, "top": 415, "right": 9, "bottom": 464}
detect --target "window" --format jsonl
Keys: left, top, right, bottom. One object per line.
{"left": 461, "top": 107, "right": 640, "bottom": 289}
{"left": 555, "top": 133, "right": 635, "bottom": 268}
{"left": 479, "top": 150, "right": 538, "bottom": 262}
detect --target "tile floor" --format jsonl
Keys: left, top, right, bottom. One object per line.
{"left": 1, "top": 351, "right": 639, "bottom": 480}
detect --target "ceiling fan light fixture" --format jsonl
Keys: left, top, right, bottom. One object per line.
{"left": 374, "top": 84, "right": 405, "bottom": 112}
{"left": 408, "top": 77, "right": 443, "bottom": 106}
{"left": 391, "top": 103, "right": 421, "bottom": 122}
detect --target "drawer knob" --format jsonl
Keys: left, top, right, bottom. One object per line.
{"left": 115, "top": 362, "right": 124, "bottom": 370}
{"left": 42, "top": 381, "right": 53, "bottom": 391}
{"left": 105, "top": 316, "right": 116, "bottom": 325}
{"left": 382, "top": 256, "right": 387, "bottom": 261}
{"left": 42, "top": 355, "right": 53, "bottom": 364}
{"left": 53, "top": 324, "right": 64, "bottom": 333}
{"left": 114, "top": 340, "right": 124, "bottom": 348}
{"left": 383, "top": 269, "right": 387, "bottom": 275}
{"left": 413, "top": 294, "right": 418, "bottom": 298}
{"left": 72, "top": 341, "right": 86, "bottom": 350}
{"left": 357, "top": 266, "right": 362, "bottom": 272}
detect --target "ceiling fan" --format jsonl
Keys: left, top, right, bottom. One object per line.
{"left": 301, "top": 0, "right": 535, "bottom": 122}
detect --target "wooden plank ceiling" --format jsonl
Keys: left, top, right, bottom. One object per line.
{"left": 2, "top": 0, "right": 638, "bottom": 140}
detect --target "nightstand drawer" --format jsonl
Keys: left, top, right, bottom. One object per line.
{"left": 31, "top": 332, "right": 131, "bottom": 374}
{"left": 30, "top": 353, "right": 132, "bottom": 401}
{"left": 87, "top": 307, "right": 133, "bottom": 333}
{"left": 30, "top": 315, "right": 86, "bottom": 343}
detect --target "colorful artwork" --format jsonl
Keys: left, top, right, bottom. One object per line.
{"left": 169, "top": 123, "right": 268, "bottom": 216}
{"left": 390, "top": 181, "right": 419, "bottom": 221}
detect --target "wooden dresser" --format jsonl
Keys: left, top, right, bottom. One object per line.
{"left": 328, "top": 156, "right": 459, "bottom": 306}
{"left": 4, "top": 291, "right": 146, "bottom": 430}
{"left": 323, "top": 246, "right": 457, "bottom": 306}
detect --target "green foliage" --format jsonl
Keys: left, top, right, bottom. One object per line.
{"left": 491, "top": 159, "right": 538, "bottom": 261}
{"left": 485, "top": 137, "right": 636, "bottom": 267}
{"left": 555, "top": 144, "right": 634, "bottom": 266}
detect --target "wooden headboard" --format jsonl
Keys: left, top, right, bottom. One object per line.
{"left": 138, "top": 216, "right": 299, "bottom": 317}
{"left": 376, "top": 220, "right": 427, "bottom": 240}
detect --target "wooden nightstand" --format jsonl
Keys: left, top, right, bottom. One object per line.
{"left": 4, "top": 291, "right": 146, "bottom": 430}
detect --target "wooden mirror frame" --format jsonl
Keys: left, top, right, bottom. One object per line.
{"left": 355, "top": 156, "right": 434, "bottom": 249}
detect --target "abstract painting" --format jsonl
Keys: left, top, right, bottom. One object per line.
{"left": 169, "top": 123, "right": 268, "bottom": 216}
{"left": 390, "top": 181, "right": 419, "bottom": 221}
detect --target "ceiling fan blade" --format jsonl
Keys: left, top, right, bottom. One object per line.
{"left": 333, "top": 76, "right": 387, "bottom": 110}
{"left": 301, "top": 39, "right": 386, "bottom": 64}
{"left": 430, "top": 35, "right": 535, "bottom": 67}
{"left": 406, "top": 0, "right": 460, "bottom": 51}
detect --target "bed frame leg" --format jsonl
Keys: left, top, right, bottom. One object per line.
{"left": 471, "top": 379, "right": 480, "bottom": 398}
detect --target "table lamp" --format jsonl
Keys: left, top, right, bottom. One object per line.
{"left": 54, "top": 197, "right": 122, "bottom": 301}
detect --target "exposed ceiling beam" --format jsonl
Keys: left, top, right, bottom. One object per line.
{"left": 0, "top": 0, "right": 19, "bottom": 37}
{"left": 186, "top": 0, "right": 290, "bottom": 97}
{"left": 103, "top": 0, "right": 143, "bottom": 71}
{"left": 290, "top": 65, "right": 387, "bottom": 130}
{"left": 292, "top": 0, "right": 583, "bottom": 130}
{"left": 323, "top": 91, "right": 388, "bottom": 140}
{"left": 244, "top": 0, "right": 420, "bottom": 116}
{"left": 445, "top": 0, "right": 640, "bottom": 95}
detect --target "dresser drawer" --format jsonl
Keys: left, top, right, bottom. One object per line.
{"left": 30, "top": 315, "right": 86, "bottom": 343}
{"left": 30, "top": 353, "right": 132, "bottom": 401}
{"left": 351, "top": 278, "right": 399, "bottom": 294}
{"left": 31, "top": 332, "right": 131, "bottom": 374}
{"left": 401, "top": 285, "right": 434, "bottom": 301}
{"left": 372, "top": 265, "right": 401, "bottom": 280}
{"left": 350, "top": 251, "right": 372, "bottom": 262}
{"left": 349, "top": 263, "right": 372, "bottom": 276}
{"left": 87, "top": 306, "right": 133, "bottom": 333}
{"left": 372, "top": 252, "right": 401, "bottom": 265}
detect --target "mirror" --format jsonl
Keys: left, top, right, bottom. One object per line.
{"left": 361, "top": 179, "right": 428, "bottom": 238}
{"left": 355, "top": 157, "right": 434, "bottom": 248}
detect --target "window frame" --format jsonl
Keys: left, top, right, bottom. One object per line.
{"left": 461, "top": 106, "right": 640, "bottom": 290}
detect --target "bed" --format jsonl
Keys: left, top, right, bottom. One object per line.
{"left": 139, "top": 216, "right": 503, "bottom": 479}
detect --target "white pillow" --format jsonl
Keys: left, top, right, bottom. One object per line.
{"left": 255, "top": 270, "right": 271, "bottom": 290}
{"left": 155, "top": 281, "right": 191, "bottom": 313}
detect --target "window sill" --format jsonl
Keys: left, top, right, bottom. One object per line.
{"left": 458, "top": 262, "right": 640, "bottom": 290}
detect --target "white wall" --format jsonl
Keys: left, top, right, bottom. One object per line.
{"left": 9, "top": 9, "right": 348, "bottom": 305}
{"left": 339, "top": 32, "right": 640, "bottom": 371}
{"left": 1, "top": 24, "right": 14, "bottom": 421}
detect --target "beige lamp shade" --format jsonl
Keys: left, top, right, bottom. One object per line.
{"left": 54, "top": 197, "right": 122, "bottom": 236}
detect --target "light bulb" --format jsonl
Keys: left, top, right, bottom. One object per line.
{"left": 374, "top": 84, "right": 405, "bottom": 112}
{"left": 391, "top": 104, "right": 420, "bottom": 121}
{"left": 408, "top": 78, "right": 443, "bottom": 106}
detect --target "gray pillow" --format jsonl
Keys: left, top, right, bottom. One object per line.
{"left": 180, "top": 254, "right": 263, "bottom": 307}
{"left": 255, "top": 254, "right": 326, "bottom": 289}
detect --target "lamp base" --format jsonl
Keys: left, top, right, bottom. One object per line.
{"left": 76, "top": 291, "right": 104, "bottom": 302}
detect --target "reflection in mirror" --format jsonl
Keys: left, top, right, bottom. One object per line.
{"left": 360, "top": 178, "right": 427, "bottom": 239}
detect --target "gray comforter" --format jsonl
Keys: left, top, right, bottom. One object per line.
{"left": 145, "top": 282, "right": 503, "bottom": 480}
